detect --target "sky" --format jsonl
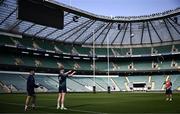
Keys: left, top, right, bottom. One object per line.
{"left": 56, "top": 0, "right": 180, "bottom": 16}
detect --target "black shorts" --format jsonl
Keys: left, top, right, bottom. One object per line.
{"left": 27, "top": 89, "right": 35, "bottom": 96}
{"left": 166, "top": 89, "right": 172, "bottom": 95}
{"left": 59, "top": 86, "right": 67, "bottom": 93}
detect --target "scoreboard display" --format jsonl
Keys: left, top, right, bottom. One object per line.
{"left": 17, "top": 0, "right": 64, "bottom": 29}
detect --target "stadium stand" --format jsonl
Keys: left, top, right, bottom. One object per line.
{"left": 132, "top": 47, "right": 151, "bottom": 55}
{"left": 0, "top": 51, "right": 179, "bottom": 73}
{"left": 1, "top": 35, "right": 180, "bottom": 56}
{"left": 0, "top": 73, "right": 26, "bottom": 92}
{"left": 0, "top": 72, "right": 180, "bottom": 92}
{"left": 172, "top": 75, "right": 180, "bottom": 90}
{"left": 128, "top": 76, "right": 148, "bottom": 82}
{"left": 67, "top": 77, "right": 89, "bottom": 92}
{"left": 74, "top": 46, "right": 91, "bottom": 55}
{"left": 151, "top": 75, "right": 167, "bottom": 90}
{"left": 111, "top": 76, "right": 127, "bottom": 91}
{"left": 72, "top": 77, "right": 94, "bottom": 91}
{"left": 154, "top": 45, "right": 172, "bottom": 54}
{"left": 34, "top": 75, "right": 58, "bottom": 91}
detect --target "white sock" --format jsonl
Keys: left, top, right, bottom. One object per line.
{"left": 25, "top": 105, "right": 28, "bottom": 110}
{"left": 57, "top": 102, "right": 60, "bottom": 108}
{"left": 61, "top": 104, "right": 64, "bottom": 108}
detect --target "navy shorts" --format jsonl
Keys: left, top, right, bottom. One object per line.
{"left": 27, "top": 89, "right": 35, "bottom": 96}
{"left": 59, "top": 86, "right": 67, "bottom": 93}
{"left": 166, "top": 89, "right": 172, "bottom": 95}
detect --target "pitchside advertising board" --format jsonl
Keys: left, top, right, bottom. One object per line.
{"left": 17, "top": 0, "right": 64, "bottom": 29}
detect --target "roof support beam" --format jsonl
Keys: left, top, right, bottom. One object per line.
{"left": 73, "top": 21, "right": 96, "bottom": 44}
{"left": 146, "top": 21, "right": 152, "bottom": 44}
{"left": 8, "top": 20, "right": 23, "bottom": 32}
{"left": 44, "top": 29, "right": 58, "bottom": 39}
{"left": 33, "top": 26, "right": 48, "bottom": 37}
{"left": 93, "top": 23, "right": 110, "bottom": 42}
{"left": 120, "top": 23, "right": 128, "bottom": 45}
{"left": 149, "top": 21, "right": 162, "bottom": 43}
{"left": 111, "top": 23, "right": 125, "bottom": 45}
{"left": 101, "top": 23, "right": 113, "bottom": 45}
{"left": 54, "top": 19, "right": 90, "bottom": 40}
{"left": 63, "top": 20, "right": 92, "bottom": 42}
{"left": 81, "top": 24, "right": 105, "bottom": 44}
{"left": 0, "top": 8, "right": 17, "bottom": 25}
{"left": 22, "top": 23, "right": 36, "bottom": 35}
{"left": 167, "top": 18, "right": 180, "bottom": 35}
{"left": 130, "top": 22, "right": 132, "bottom": 45}
{"left": 43, "top": 20, "right": 74, "bottom": 39}
{"left": 163, "top": 19, "right": 174, "bottom": 41}
{"left": 140, "top": 22, "right": 145, "bottom": 44}
{"left": 169, "top": 17, "right": 180, "bottom": 26}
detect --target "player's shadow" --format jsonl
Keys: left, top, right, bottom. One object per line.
{"left": 68, "top": 104, "right": 92, "bottom": 108}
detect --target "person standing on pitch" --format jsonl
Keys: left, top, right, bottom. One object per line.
{"left": 57, "top": 67, "right": 76, "bottom": 110}
{"left": 25, "top": 70, "right": 39, "bottom": 111}
{"left": 164, "top": 78, "right": 173, "bottom": 101}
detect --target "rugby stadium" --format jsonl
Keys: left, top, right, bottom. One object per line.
{"left": 0, "top": 0, "right": 180, "bottom": 113}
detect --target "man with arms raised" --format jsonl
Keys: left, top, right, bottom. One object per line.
{"left": 57, "top": 66, "right": 76, "bottom": 110}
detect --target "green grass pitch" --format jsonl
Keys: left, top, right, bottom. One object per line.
{"left": 0, "top": 92, "right": 179, "bottom": 114}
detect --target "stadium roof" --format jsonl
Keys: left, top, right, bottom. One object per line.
{"left": 0, "top": 0, "right": 180, "bottom": 46}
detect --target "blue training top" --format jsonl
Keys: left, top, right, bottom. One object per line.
{"left": 27, "top": 75, "right": 38, "bottom": 91}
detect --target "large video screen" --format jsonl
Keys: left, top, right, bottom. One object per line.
{"left": 17, "top": 0, "right": 64, "bottom": 29}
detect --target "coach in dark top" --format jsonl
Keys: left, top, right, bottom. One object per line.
{"left": 57, "top": 67, "right": 76, "bottom": 110}
{"left": 25, "top": 70, "right": 39, "bottom": 111}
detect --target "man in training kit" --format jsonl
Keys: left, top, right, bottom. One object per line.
{"left": 25, "top": 70, "right": 39, "bottom": 111}
{"left": 57, "top": 67, "right": 76, "bottom": 110}
{"left": 164, "top": 78, "right": 173, "bottom": 101}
